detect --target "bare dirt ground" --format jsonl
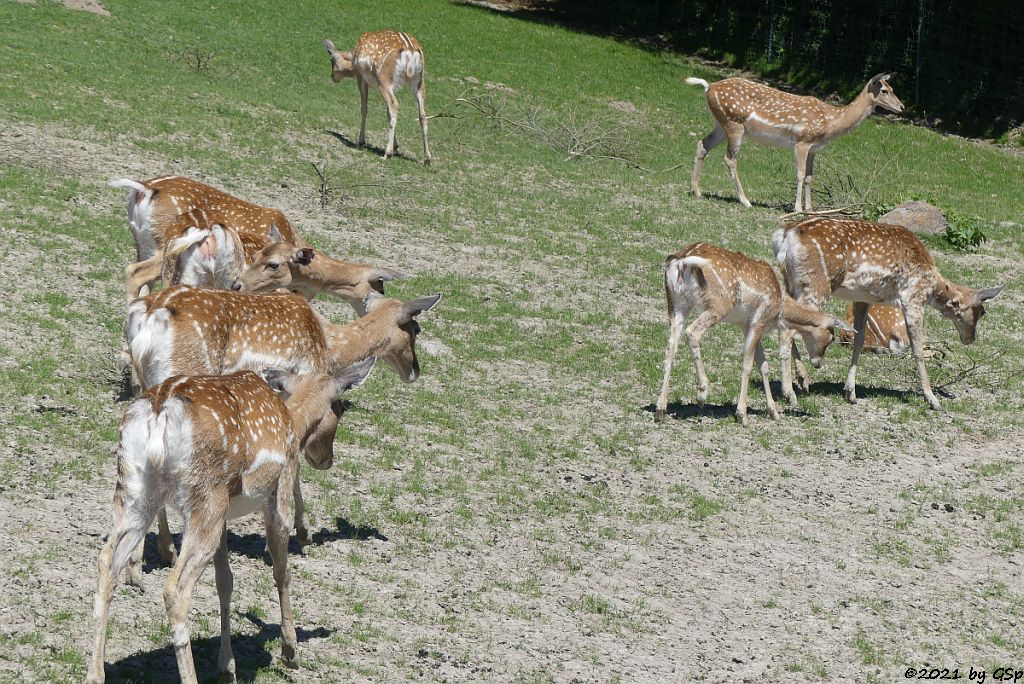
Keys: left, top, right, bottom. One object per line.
{"left": 1, "top": 117, "right": 1022, "bottom": 684}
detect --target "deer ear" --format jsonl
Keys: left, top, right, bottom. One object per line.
{"left": 331, "top": 356, "right": 376, "bottom": 396}
{"left": 324, "top": 39, "right": 336, "bottom": 54}
{"left": 975, "top": 285, "right": 1003, "bottom": 303}
{"left": 399, "top": 293, "right": 442, "bottom": 322}
{"left": 831, "top": 317, "right": 855, "bottom": 333}
{"left": 268, "top": 222, "right": 283, "bottom": 243}
{"left": 370, "top": 267, "right": 411, "bottom": 283}
{"left": 260, "top": 368, "right": 300, "bottom": 399}
{"left": 292, "top": 248, "right": 314, "bottom": 266}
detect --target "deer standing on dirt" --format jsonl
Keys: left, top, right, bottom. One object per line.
{"left": 773, "top": 217, "right": 1002, "bottom": 409}
{"left": 654, "top": 243, "right": 851, "bottom": 425}
{"left": 838, "top": 303, "right": 909, "bottom": 353}
{"left": 324, "top": 31, "right": 432, "bottom": 164}
{"left": 231, "top": 226, "right": 409, "bottom": 314}
{"left": 685, "top": 73, "right": 904, "bottom": 211}
{"left": 86, "top": 358, "right": 377, "bottom": 684}
{"left": 125, "top": 285, "right": 441, "bottom": 576}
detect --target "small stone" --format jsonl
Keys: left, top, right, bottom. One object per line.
{"left": 879, "top": 201, "right": 947, "bottom": 235}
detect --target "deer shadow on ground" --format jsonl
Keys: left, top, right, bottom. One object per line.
{"left": 694, "top": 191, "right": 789, "bottom": 212}
{"left": 806, "top": 380, "right": 944, "bottom": 402}
{"left": 322, "top": 129, "right": 420, "bottom": 163}
{"left": 104, "top": 612, "right": 331, "bottom": 683}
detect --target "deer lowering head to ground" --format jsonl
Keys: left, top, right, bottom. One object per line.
{"left": 324, "top": 31, "right": 432, "bottom": 164}
{"left": 773, "top": 217, "right": 1002, "bottom": 409}
{"left": 838, "top": 303, "right": 909, "bottom": 354}
{"left": 685, "top": 73, "right": 904, "bottom": 212}
{"left": 124, "top": 285, "right": 440, "bottom": 573}
{"left": 231, "top": 225, "right": 409, "bottom": 314}
{"left": 654, "top": 243, "right": 850, "bottom": 426}
{"left": 86, "top": 358, "right": 376, "bottom": 684}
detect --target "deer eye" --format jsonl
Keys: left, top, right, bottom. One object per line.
{"left": 266, "top": 262, "right": 280, "bottom": 270}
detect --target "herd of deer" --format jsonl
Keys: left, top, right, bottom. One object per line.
{"left": 83, "top": 30, "right": 1004, "bottom": 684}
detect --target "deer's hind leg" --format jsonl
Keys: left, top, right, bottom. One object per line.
{"left": 723, "top": 123, "right": 752, "bottom": 208}
{"left": 692, "top": 123, "right": 725, "bottom": 198}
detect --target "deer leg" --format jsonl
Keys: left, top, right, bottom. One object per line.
{"left": 164, "top": 512, "right": 225, "bottom": 684}
{"left": 88, "top": 495, "right": 156, "bottom": 684}
{"left": 755, "top": 339, "right": 780, "bottom": 420}
{"left": 794, "top": 143, "right": 811, "bottom": 213}
{"left": 292, "top": 476, "right": 310, "bottom": 546}
{"left": 804, "top": 150, "right": 816, "bottom": 211}
{"left": 125, "top": 256, "right": 162, "bottom": 305}
{"left": 266, "top": 462, "right": 299, "bottom": 669}
{"left": 843, "top": 302, "right": 870, "bottom": 403}
{"left": 157, "top": 508, "right": 178, "bottom": 565}
{"left": 358, "top": 79, "right": 369, "bottom": 147}
{"left": 723, "top": 124, "right": 752, "bottom": 208}
{"left": 736, "top": 323, "right": 767, "bottom": 426}
{"left": 414, "top": 77, "right": 431, "bottom": 165}
{"left": 778, "top": 328, "right": 800, "bottom": 405}
{"left": 378, "top": 85, "right": 399, "bottom": 158}
{"left": 655, "top": 304, "right": 688, "bottom": 422}
{"left": 691, "top": 124, "right": 724, "bottom": 198}
{"left": 213, "top": 526, "right": 236, "bottom": 683}
{"left": 900, "top": 302, "right": 942, "bottom": 410}
{"left": 686, "top": 310, "right": 722, "bottom": 408}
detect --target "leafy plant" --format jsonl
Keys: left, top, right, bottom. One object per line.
{"left": 943, "top": 210, "right": 987, "bottom": 252}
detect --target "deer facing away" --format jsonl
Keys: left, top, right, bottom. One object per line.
{"left": 773, "top": 217, "right": 1002, "bottom": 409}
{"left": 125, "top": 285, "right": 441, "bottom": 576}
{"left": 685, "top": 73, "right": 904, "bottom": 211}
{"left": 86, "top": 358, "right": 377, "bottom": 684}
{"left": 654, "top": 243, "right": 851, "bottom": 425}
{"left": 324, "top": 31, "right": 432, "bottom": 164}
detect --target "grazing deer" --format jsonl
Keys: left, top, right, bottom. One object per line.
{"left": 324, "top": 31, "right": 432, "bottom": 164}
{"left": 685, "top": 73, "right": 904, "bottom": 211}
{"left": 654, "top": 243, "right": 851, "bottom": 425}
{"left": 231, "top": 225, "right": 409, "bottom": 314}
{"left": 838, "top": 303, "right": 909, "bottom": 353}
{"left": 109, "top": 175, "right": 307, "bottom": 273}
{"left": 86, "top": 358, "right": 377, "bottom": 684}
{"left": 124, "top": 285, "right": 440, "bottom": 574}
{"left": 773, "top": 218, "right": 1002, "bottom": 409}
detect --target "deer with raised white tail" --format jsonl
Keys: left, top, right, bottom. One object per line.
{"left": 654, "top": 243, "right": 851, "bottom": 426}
{"left": 773, "top": 217, "right": 1002, "bottom": 409}
{"left": 86, "top": 358, "right": 377, "bottom": 684}
{"left": 324, "top": 31, "right": 431, "bottom": 164}
{"left": 124, "top": 285, "right": 441, "bottom": 577}
{"left": 230, "top": 226, "right": 409, "bottom": 314}
{"left": 685, "top": 73, "right": 904, "bottom": 211}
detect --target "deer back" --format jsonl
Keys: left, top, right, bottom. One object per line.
{"left": 666, "top": 243, "right": 782, "bottom": 324}
{"left": 353, "top": 30, "right": 423, "bottom": 84}
{"left": 706, "top": 78, "right": 834, "bottom": 142}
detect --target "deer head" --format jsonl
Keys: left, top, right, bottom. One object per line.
{"left": 261, "top": 356, "right": 377, "bottom": 470}
{"left": 358, "top": 293, "right": 442, "bottom": 383}
{"left": 781, "top": 297, "right": 855, "bottom": 368}
{"left": 866, "top": 73, "right": 904, "bottom": 114}
{"left": 231, "top": 226, "right": 314, "bottom": 293}
{"left": 935, "top": 282, "right": 1003, "bottom": 345}
{"left": 324, "top": 39, "right": 355, "bottom": 82}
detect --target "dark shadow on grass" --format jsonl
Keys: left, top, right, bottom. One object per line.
{"left": 695, "top": 191, "right": 789, "bottom": 212}
{"left": 643, "top": 400, "right": 741, "bottom": 421}
{"left": 113, "top": 368, "right": 135, "bottom": 404}
{"left": 323, "top": 129, "right": 420, "bottom": 163}
{"left": 807, "top": 380, "right": 929, "bottom": 403}
{"left": 105, "top": 612, "right": 331, "bottom": 683}
{"left": 226, "top": 517, "right": 387, "bottom": 563}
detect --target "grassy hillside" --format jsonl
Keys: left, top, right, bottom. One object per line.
{"left": 0, "top": 1, "right": 1021, "bottom": 682}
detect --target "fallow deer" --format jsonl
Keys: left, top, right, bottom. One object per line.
{"left": 654, "top": 243, "right": 851, "bottom": 425}
{"left": 231, "top": 226, "right": 409, "bottom": 314}
{"left": 86, "top": 358, "right": 377, "bottom": 684}
{"left": 685, "top": 73, "right": 904, "bottom": 211}
{"left": 838, "top": 303, "right": 909, "bottom": 353}
{"left": 773, "top": 217, "right": 1002, "bottom": 409}
{"left": 124, "top": 285, "right": 440, "bottom": 573}
{"left": 324, "top": 31, "right": 431, "bottom": 164}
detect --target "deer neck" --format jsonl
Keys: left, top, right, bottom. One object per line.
{"left": 323, "top": 317, "right": 384, "bottom": 371}
{"left": 927, "top": 276, "right": 973, "bottom": 314}
{"left": 294, "top": 256, "right": 365, "bottom": 302}
{"left": 827, "top": 89, "right": 875, "bottom": 139}
{"left": 283, "top": 388, "right": 326, "bottom": 449}
{"left": 780, "top": 295, "right": 830, "bottom": 330}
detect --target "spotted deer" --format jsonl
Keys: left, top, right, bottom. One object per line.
{"left": 685, "top": 73, "right": 904, "bottom": 211}
{"left": 773, "top": 218, "right": 1002, "bottom": 409}
{"left": 86, "top": 358, "right": 377, "bottom": 684}
{"left": 231, "top": 226, "right": 409, "bottom": 314}
{"left": 324, "top": 31, "right": 431, "bottom": 164}
{"left": 838, "top": 303, "right": 909, "bottom": 353}
{"left": 125, "top": 285, "right": 440, "bottom": 574}
{"left": 654, "top": 243, "right": 851, "bottom": 425}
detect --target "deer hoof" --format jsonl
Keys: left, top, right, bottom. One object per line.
{"left": 768, "top": 408, "right": 781, "bottom": 421}
{"left": 280, "top": 643, "right": 299, "bottom": 670}
{"left": 423, "top": 157, "right": 432, "bottom": 166}
{"left": 295, "top": 527, "right": 311, "bottom": 547}
{"left": 654, "top": 408, "right": 666, "bottom": 423}
{"left": 219, "top": 669, "right": 237, "bottom": 684}
{"left": 735, "top": 411, "right": 749, "bottom": 427}
{"left": 739, "top": 198, "right": 752, "bottom": 208}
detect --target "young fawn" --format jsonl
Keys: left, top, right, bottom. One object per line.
{"left": 773, "top": 217, "right": 1002, "bottom": 409}
{"left": 655, "top": 243, "right": 850, "bottom": 425}
{"left": 86, "top": 358, "right": 376, "bottom": 684}
{"left": 324, "top": 31, "right": 431, "bottom": 164}
{"left": 686, "top": 73, "right": 903, "bottom": 211}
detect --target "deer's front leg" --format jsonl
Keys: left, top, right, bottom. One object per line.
{"left": 723, "top": 124, "right": 752, "bottom": 208}
{"left": 778, "top": 328, "right": 799, "bottom": 404}
{"left": 843, "top": 302, "right": 870, "bottom": 403}
{"left": 692, "top": 125, "right": 724, "bottom": 198}
{"left": 755, "top": 339, "right": 780, "bottom": 420}
{"left": 686, "top": 310, "right": 721, "bottom": 408}
{"left": 794, "top": 143, "right": 811, "bottom": 213}
{"left": 901, "top": 302, "right": 942, "bottom": 410}
{"left": 358, "top": 79, "right": 369, "bottom": 147}
{"left": 213, "top": 527, "right": 236, "bottom": 683}
{"left": 804, "top": 150, "right": 816, "bottom": 211}
{"left": 378, "top": 84, "right": 400, "bottom": 158}
{"left": 414, "top": 77, "right": 431, "bottom": 165}
{"left": 157, "top": 508, "right": 178, "bottom": 565}
{"left": 292, "top": 476, "right": 310, "bottom": 546}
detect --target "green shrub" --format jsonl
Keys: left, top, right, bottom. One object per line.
{"left": 943, "top": 211, "right": 987, "bottom": 252}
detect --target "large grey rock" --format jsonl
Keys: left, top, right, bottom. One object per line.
{"left": 879, "top": 201, "right": 947, "bottom": 235}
